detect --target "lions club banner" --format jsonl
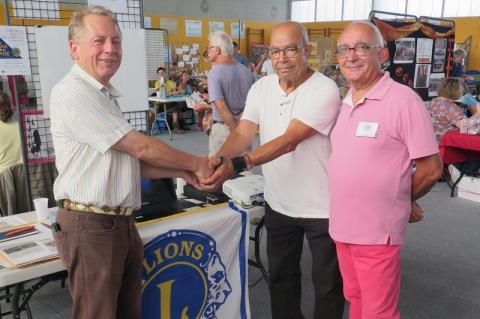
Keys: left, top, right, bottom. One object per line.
{"left": 138, "top": 203, "right": 250, "bottom": 319}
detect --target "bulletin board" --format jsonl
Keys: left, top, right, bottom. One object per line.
{"left": 35, "top": 26, "right": 149, "bottom": 117}
{"left": 370, "top": 11, "right": 455, "bottom": 101}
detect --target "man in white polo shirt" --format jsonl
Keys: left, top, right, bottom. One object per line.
{"left": 200, "top": 21, "right": 344, "bottom": 319}
{"left": 50, "top": 6, "right": 211, "bottom": 319}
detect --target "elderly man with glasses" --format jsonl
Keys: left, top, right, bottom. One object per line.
{"left": 206, "top": 32, "right": 255, "bottom": 156}
{"left": 200, "top": 21, "right": 345, "bottom": 319}
{"left": 328, "top": 21, "right": 443, "bottom": 319}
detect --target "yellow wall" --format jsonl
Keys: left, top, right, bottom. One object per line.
{"left": 145, "top": 13, "right": 275, "bottom": 72}
{"left": 452, "top": 17, "right": 480, "bottom": 70}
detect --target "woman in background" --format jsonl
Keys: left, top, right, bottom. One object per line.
{"left": 0, "top": 91, "right": 28, "bottom": 215}
{"left": 428, "top": 78, "right": 478, "bottom": 141}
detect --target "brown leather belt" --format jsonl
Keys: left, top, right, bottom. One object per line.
{"left": 62, "top": 199, "right": 134, "bottom": 216}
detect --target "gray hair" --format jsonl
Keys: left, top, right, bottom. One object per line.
{"left": 69, "top": 6, "right": 120, "bottom": 42}
{"left": 454, "top": 48, "right": 465, "bottom": 57}
{"left": 342, "top": 21, "right": 385, "bottom": 48}
{"left": 208, "top": 32, "right": 233, "bottom": 57}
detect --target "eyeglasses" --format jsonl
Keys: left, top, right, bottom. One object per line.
{"left": 268, "top": 45, "right": 304, "bottom": 59}
{"left": 207, "top": 45, "right": 218, "bottom": 51}
{"left": 336, "top": 43, "right": 381, "bottom": 58}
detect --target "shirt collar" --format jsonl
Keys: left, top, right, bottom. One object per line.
{"left": 342, "top": 72, "right": 393, "bottom": 108}
{"left": 72, "top": 64, "right": 121, "bottom": 98}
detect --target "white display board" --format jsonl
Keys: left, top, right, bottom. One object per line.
{"left": 35, "top": 26, "right": 149, "bottom": 117}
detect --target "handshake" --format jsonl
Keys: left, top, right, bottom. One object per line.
{"left": 186, "top": 155, "right": 250, "bottom": 192}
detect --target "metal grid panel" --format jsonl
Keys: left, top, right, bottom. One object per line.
{"left": 145, "top": 28, "right": 169, "bottom": 81}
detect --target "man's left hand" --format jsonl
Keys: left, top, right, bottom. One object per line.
{"left": 409, "top": 201, "right": 424, "bottom": 223}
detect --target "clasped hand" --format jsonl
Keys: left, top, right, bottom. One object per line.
{"left": 191, "top": 156, "right": 234, "bottom": 192}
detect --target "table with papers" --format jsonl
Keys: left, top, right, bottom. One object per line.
{"left": 0, "top": 203, "right": 259, "bottom": 319}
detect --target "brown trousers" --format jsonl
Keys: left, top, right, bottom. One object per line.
{"left": 54, "top": 208, "right": 143, "bottom": 319}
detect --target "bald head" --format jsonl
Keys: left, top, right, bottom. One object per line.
{"left": 340, "top": 21, "right": 385, "bottom": 48}
{"left": 272, "top": 21, "right": 309, "bottom": 46}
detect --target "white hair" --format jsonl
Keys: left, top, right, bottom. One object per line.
{"left": 208, "top": 31, "right": 233, "bottom": 57}
{"left": 343, "top": 21, "right": 385, "bottom": 48}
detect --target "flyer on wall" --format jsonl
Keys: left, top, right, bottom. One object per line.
{"left": 393, "top": 38, "right": 415, "bottom": 64}
{"left": 0, "top": 26, "right": 31, "bottom": 76}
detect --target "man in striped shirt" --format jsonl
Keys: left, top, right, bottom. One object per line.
{"left": 50, "top": 6, "right": 211, "bottom": 319}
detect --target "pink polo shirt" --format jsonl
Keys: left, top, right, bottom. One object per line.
{"left": 328, "top": 72, "right": 438, "bottom": 245}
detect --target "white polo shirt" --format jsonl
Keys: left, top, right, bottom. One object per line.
{"left": 242, "top": 72, "right": 340, "bottom": 218}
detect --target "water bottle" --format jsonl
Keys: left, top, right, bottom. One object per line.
{"left": 158, "top": 76, "right": 166, "bottom": 99}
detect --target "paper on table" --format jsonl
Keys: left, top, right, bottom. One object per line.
{"left": 0, "top": 238, "right": 58, "bottom": 267}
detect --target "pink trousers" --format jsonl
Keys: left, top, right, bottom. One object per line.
{"left": 335, "top": 241, "right": 402, "bottom": 319}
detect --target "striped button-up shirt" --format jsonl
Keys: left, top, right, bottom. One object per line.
{"left": 50, "top": 64, "right": 141, "bottom": 209}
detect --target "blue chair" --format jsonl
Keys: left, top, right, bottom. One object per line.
{"left": 150, "top": 101, "right": 173, "bottom": 140}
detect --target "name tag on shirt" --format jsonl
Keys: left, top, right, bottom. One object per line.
{"left": 356, "top": 122, "right": 379, "bottom": 138}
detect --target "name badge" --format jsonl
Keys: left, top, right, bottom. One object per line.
{"left": 356, "top": 122, "right": 379, "bottom": 137}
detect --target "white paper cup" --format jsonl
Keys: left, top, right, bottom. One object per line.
{"left": 33, "top": 198, "right": 49, "bottom": 221}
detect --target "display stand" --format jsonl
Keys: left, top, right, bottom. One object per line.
{"left": 370, "top": 10, "right": 455, "bottom": 101}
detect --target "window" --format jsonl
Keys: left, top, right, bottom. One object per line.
{"left": 407, "top": 0, "right": 443, "bottom": 18}
{"left": 343, "top": 0, "right": 371, "bottom": 21}
{"left": 291, "top": 0, "right": 478, "bottom": 22}
{"left": 291, "top": 0, "right": 315, "bottom": 22}
{"left": 316, "top": 0, "right": 342, "bottom": 22}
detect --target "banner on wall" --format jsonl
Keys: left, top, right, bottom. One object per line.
{"left": 0, "top": 26, "right": 31, "bottom": 76}
{"left": 140, "top": 203, "right": 250, "bottom": 319}
{"left": 231, "top": 21, "right": 245, "bottom": 39}
{"left": 209, "top": 21, "right": 225, "bottom": 34}
{"left": 185, "top": 20, "right": 202, "bottom": 37}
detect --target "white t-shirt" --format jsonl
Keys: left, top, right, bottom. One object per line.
{"left": 242, "top": 72, "right": 340, "bottom": 218}
{"left": 260, "top": 59, "right": 274, "bottom": 75}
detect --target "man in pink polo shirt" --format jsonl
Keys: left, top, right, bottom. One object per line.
{"left": 328, "top": 21, "right": 443, "bottom": 319}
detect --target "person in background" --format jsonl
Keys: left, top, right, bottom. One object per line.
{"left": 232, "top": 41, "right": 249, "bottom": 66}
{"left": 206, "top": 32, "right": 254, "bottom": 155}
{"left": 50, "top": 7, "right": 211, "bottom": 319}
{"left": 200, "top": 21, "right": 345, "bottom": 319}
{"left": 427, "top": 78, "right": 478, "bottom": 141}
{"left": 329, "top": 21, "right": 443, "bottom": 319}
{"left": 451, "top": 49, "right": 466, "bottom": 78}
{"left": 177, "top": 71, "right": 193, "bottom": 95}
{"left": 260, "top": 52, "right": 275, "bottom": 76}
{"left": 0, "top": 91, "right": 29, "bottom": 216}
{"left": 153, "top": 67, "right": 186, "bottom": 133}
{"left": 154, "top": 66, "right": 176, "bottom": 94}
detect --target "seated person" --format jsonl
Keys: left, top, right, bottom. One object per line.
{"left": 154, "top": 67, "right": 176, "bottom": 94}
{"left": 153, "top": 67, "right": 187, "bottom": 134}
{"left": 428, "top": 77, "right": 478, "bottom": 141}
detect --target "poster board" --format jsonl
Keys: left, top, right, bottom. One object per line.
{"left": 0, "top": 26, "right": 31, "bottom": 76}
{"left": 35, "top": 26, "right": 149, "bottom": 117}
{"left": 371, "top": 13, "right": 455, "bottom": 100}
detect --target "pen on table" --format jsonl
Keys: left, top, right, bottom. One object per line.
{"left": 5, "top": 225, "right": 36, "bottom": 237}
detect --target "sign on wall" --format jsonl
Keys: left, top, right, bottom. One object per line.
{"left": 0, "top": 26, "right": 31, "bottom": 76}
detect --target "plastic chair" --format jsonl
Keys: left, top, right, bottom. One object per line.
{"left": 150, "top": 101, "right": 173, "bottom": 140}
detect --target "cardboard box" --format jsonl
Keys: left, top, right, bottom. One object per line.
{"left": 448, "top": 165, "right": 480, "bottom": 203}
